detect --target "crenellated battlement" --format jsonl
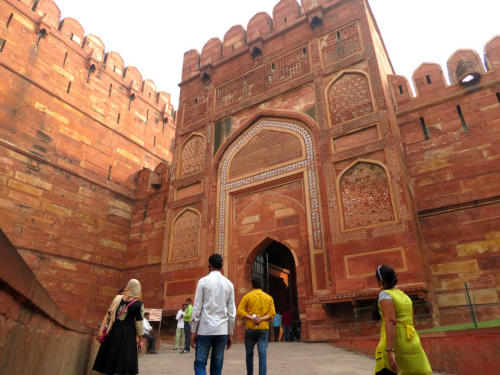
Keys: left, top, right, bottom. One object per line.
{"left": 0, "top": 0, "right": 177, "bottom": 193}
{"left": 181, "top": 0, "right": 339, "bottom": 81}
{"left": 0, "top": 0, "right": 176, "bottom": 326}
{"left": 0, "top": 0, "right": 498, "bottom": 347}
{"left": 389, "top": 36, "right": 500, "bottom": 108}
{"left": 4, "top": 0, "right": 173, "bottom": 115}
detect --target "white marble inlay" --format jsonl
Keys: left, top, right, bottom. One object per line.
{"left": 217, "top": 119, "right": 322, "bottom": 254}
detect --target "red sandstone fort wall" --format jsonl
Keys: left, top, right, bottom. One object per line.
{"left": 0, "top": 229, "right": 97, "bottom": 375}
{"left": 391, "top": 37, "right": 500, "bottom": 324}
{"left": 0, "top": 0, "right": 498, "bottom": 341}
{"left": 165, "top": 0, "right": 433, "bottom": 340}
{"left": 165, "top": 0, "right": 499, "bottom": 339}
{"left": 332, "top": 328, "right": 500, "bottom": 375}
{"left": 124, "top": 165, "right": 170, "bottom": 310}
{"left": 0, "top": 0, "right": 175, "bottom": 326}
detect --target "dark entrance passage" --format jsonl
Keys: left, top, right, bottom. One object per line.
{"left": 252, "top": 240, "right": 300, "bottom": 340}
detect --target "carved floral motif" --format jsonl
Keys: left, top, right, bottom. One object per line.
{"left": 328, "top": 73, "right": 374, "bottom": 125}
{"left": 229, "top": 129, "right": 303, "bottom": 180}
{"left": 180, "top": 135, "right": 205, "bottom": 176}
{"left": 340, "top": 162, "right": 394, "bottom": 229}
{"left": 170, "top": 209, "right": 200, "bottom": 262}
{"left": 218, "top": 120, "right": 322, "bottom": 253}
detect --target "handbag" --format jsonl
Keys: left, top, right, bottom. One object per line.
{"left": 99, "top": 298, "right": 138, "bottom": 343}
{"left": 98, "top": 327, "right": 108, "bottom": 343}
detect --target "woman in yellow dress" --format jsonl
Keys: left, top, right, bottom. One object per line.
{"left": 373, "top": 265, "right": 432, "bottom": 375}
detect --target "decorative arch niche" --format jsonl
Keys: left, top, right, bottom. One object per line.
{"left": 338, "top": 161, "right": 396, "bottom": 230}
{"left": 179, "top": 134, "right": 206, "bottom": 177}
{"left": 228, "top": 128, "right": 305, "bottom": 180}
{"left": 327, "top": 72, "right": 374, "bottom": 126}
{"left": 217, "top": 118, "right": 323, "bottom": 254}
{"left": 168, "top": 208, "right": 201, "bottom": 263}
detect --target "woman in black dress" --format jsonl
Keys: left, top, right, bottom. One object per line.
{"left": 93, "top": 279, "right": 145, "bottom": 375}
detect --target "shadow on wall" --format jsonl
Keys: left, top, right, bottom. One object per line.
{"left": 0, "top": 229, "right": 98, "bottom": 375}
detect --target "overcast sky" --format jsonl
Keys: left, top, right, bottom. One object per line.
{"left": 57, "top": 0, "right": 499, "bottom": 108}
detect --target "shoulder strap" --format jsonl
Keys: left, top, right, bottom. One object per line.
{"left": 117, "top": 298, "right": 138, "bottom": 319}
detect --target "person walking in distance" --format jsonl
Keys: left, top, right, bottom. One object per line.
{"left": 173, "top": 303, "right": 187, "bottom": 350}
{"left": 272, "top": 312, "right": 281, "bottom": 342}
{"left": 190, "top": 253, "right": 236, "bottom": 375}
{"left": 143, "top": 312, "right": 157, "bottom": 354}
{"left": 181, "top": 298, "right": 193, "bottom": 353}
{"left": 281, "top": 309, "right": 292, "bottom": 341}
{"left": 237, "top": 276, "right": 276, "bottom": 375}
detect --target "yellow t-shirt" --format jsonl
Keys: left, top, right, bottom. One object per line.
{"left": 237, "top": 289, "right": 276, "bottom": 330}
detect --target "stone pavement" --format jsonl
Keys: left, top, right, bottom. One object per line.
{"left": 139, "top": 342, "right": 447, "bottom": 374}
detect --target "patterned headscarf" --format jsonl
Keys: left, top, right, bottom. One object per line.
{"left": 124, "top": 279, "right": 142, "bottom": 299}
{"left": 104, "top": 279, "right": 142, "bottom": 334}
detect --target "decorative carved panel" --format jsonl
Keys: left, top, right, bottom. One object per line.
{"left": 344, "top": 247, "right": 407, "bottom": 279}
{"left": 180, "top": 135, "right": 205, "bottom": 177}
{"left": 218, "top": 119, "right": 323, "bottom": 253}
{"left": 175, "top": 182, "right": 202, "bottom": 200}
{"left": 215, "top": 46, "right": 311, "bottom": 111}
{"left": 228, "top": 129, "right": 303, "bottom": 180}
{"left": 170, "top": 209, "right": 201, "bottom": 262}
{"left": 328, "top": 73, "right": 374, "bottom": 125}
{"left": 340, "top": 162, "right": 394, "bottom": 229}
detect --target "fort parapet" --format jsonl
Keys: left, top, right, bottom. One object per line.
{"left": 0, "top": 0, "right": 498, "bottom": 347}
{"left": 166, "top": 0, "right": 500, "bottom": 339}
{"left": 0, "top": 0, "right": 175, "bottom": 326}
{"left": 390, "top": 36, "right": 500, "bottom": 324}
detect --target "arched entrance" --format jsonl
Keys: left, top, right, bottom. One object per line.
{"left": 252, "top": 240, "right": 300, "bottom": 340}
{"left": 214, "top": 117, "right": 330, "bottom": 341}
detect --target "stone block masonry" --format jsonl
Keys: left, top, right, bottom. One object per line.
{"left": 393, "top": 35, "right": 500, "bottom": 324}
{"left": 167, "top": 0, "right": 432, "bottom": 341}
{"left": 0, "top": 0, "right": 175, "bottom": 327}
{"left": 332, "top": 328, "right": 500, "bottom": 375}
{"left": 0, "top": 0, "right": 499, "bottom": 352}
{"left": 0, "top": 229, "right": 98, "bottom": 375}
{"left": 165, "top": 0, "right": 500, "bottom": 341}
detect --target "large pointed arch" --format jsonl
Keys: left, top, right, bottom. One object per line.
{"left": 244, "top": 236, "right": 300, "bottom": 280}
{"left": 216, "top": 118, "right": 322, "bottom": 255}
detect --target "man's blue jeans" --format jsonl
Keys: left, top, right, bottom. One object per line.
{"left": 194, "top": 335, "right": 227, "bottom": 375}
{"left": 244, "top": 329, "right": 268, "bottom": 375}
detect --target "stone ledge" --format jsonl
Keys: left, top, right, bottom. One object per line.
{"left": 331, "top": 327, "right": 500, "bottom": 375}
{"left": 0, "top": 229, "right": 93, "bottom": 335}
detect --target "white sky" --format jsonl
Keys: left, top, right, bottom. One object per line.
{"left": 58, "top": 0, "right": 499, "bottom": 108}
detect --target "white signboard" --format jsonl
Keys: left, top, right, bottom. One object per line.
{"left": 144, "top": 308, "right": 162, "bottom": 322}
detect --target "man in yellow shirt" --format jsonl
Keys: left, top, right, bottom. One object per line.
{"left": 237, "top": 276, "right": 276, "bottom": 375}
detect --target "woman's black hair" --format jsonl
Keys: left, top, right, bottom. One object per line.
{"left": 376, "top": 264, "right": 398, "bottom": 290}
{"left": 372, "top": 265, "right": 398, "bottom": 321}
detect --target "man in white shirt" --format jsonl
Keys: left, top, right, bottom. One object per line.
{"left": 143, "top": 312, "right": 157, "bottom": 354}
{"left": 191, "top": 253, "right": 236, "bottom": 375}
{"left": 173, "top": 303, "right": 187, "bottom": 350}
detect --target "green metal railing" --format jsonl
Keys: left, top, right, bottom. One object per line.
{"left": 464, "top": 282, "right": 480, "bottom": 328}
